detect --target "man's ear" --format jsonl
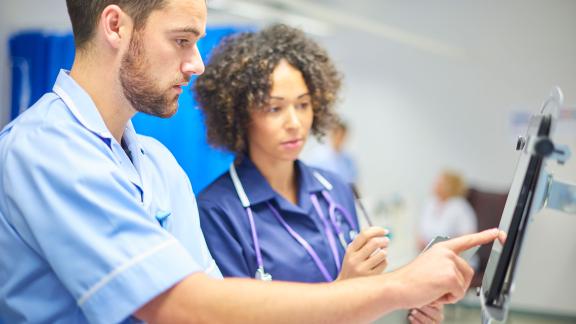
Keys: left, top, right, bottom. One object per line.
{"left": 99, "top": 4, "right": 132, "bottom": 49}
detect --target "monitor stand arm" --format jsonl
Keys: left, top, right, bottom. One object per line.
{"left": 542, "top": 176, "right": 576, "bottom": 214}
{"left": 535, "top": 143, "right": 576, "bottom": 215}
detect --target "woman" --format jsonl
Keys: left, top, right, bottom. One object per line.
{"left": 419, "top": 170, "right": 478, "bottom": 251}
{"left": 195, "top": 25, "right": 443, "bottom": 324}
{"left": 194, "top": 24, "right": 388, "bottom": 283}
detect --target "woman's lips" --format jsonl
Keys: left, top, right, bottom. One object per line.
{"left": 281, "top": 139, "right": 303, "bottom": 150}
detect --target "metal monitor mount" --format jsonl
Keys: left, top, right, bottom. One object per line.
{"left": 529, "top": 86, "right": 575, "bottom": 218}
{"left": 480, "top": 87, "right": 575, "bottom": 323}
{"left": 528, "top": 139, "right": 575, "bottom": 215}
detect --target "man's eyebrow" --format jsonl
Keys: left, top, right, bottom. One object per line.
{"left": 169, "top": 27, "right": 205, "bottom": 38}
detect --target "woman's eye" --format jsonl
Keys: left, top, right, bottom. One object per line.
{"left": 297, "top": 102, "right": 310, "bottom": 109}
{"left": 268, "top": 106, "right": 281, "bottom": 113}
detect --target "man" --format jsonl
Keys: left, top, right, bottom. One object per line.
{"left": 0, "top": 0, "right": 501, "bottom": 322}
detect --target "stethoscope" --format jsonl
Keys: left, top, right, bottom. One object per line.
{"left": 229, "top": 164, "right": 373, "bottom": 282}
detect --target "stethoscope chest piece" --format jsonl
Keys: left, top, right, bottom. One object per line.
{"left": 349, "top": 230, "right": 358, "bottom": 241}
{"left": 255, "top": 267, "right": 272, "bottom": 281}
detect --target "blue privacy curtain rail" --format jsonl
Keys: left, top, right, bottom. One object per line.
{"left": 8, "top": 26, "right": 251, "bottom": 193}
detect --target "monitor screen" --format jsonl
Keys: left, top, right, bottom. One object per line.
{"left": 480, "top": 87, "right": 563, "bottom": 322}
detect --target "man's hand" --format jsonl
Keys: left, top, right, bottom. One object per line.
{"left": 389, "top": 228, "right": 501, "bottom": 308}
{"left": 337, "top": 227, "right": 389, "bottom": 280}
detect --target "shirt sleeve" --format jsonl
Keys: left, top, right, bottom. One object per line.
{"left": 1, "top": 121, "right": 200, "bottom": 324}
{"left": 198, "top": 199, "right": 253, "bottom": 278}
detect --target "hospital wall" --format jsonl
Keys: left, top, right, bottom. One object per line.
{"left": 1, "top": 0, "right": 575, "bottom": 317}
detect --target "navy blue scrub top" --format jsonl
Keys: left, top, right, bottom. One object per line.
{"left": 198, "top": 157, "right": 360, "bottom": 282}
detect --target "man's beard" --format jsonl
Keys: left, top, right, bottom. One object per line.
{"left": 119, "top": 32, "right": 182, "bottom": 118}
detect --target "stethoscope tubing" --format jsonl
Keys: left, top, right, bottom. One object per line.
{"left": 267, "top": 201, "right": 335, "bottom": 282}
{"left": 229, "top": 164, "right": 370, "bottom": 281}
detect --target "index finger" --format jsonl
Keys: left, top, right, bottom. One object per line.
{"left": 440, "top": 228, "right": 500, "bottom": 253}
{"left": 348, "top": 227, "right": 388, "bottom": 252}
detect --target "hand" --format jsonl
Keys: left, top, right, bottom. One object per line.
{"left": 417, "top": 238, "right": 429, "bottom": 251}
{"left": 388, "top": 228, "right": 501, "bottom": 308}
{"left": 408, "top": 303, "right": 444, "bottom": 324}
{"left": 336, "top": 227, "right": 389, "bottom": 280}
{"left": 498, "top": 230, "right": 507, "bottom": 244}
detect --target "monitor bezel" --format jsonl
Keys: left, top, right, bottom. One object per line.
{"left": 481, "top": 113, "right": 552, "bottom": 315}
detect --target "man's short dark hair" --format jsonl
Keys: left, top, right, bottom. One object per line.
{"left": 66, "top": 0, "right": 167, "bottom": 49}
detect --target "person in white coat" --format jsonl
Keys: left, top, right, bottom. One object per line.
{"left": 419, "top": 170, "right": 478, "bottom": 252}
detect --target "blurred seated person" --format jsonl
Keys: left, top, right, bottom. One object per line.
{"left": 418, "top": 170, "right": 477, "bottom": 252}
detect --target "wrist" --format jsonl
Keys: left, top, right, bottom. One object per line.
{"left": 378, "top": 271, "right": 413, "bottom": 310}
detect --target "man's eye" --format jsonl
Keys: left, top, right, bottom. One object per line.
{"left": 176, "top": 39, "right": 190, "bottom": 47}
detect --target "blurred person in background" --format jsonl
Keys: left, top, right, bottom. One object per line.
{"left": 309, "top": 119, "right": 359, "bottom": 186}
{"left": 418, "top": 170, "right": 478, "bottom": 252}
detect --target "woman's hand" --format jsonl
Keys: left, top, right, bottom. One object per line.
{"left": 408, "top": 303, "right": 444, "bottom": 324}
{"left": 336, "top": 227, "right": 389, "bottom": 280}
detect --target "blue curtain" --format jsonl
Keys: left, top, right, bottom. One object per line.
{"left": 9, "top": 32, "right": 75, "bottom": 120}
{"left": 8, "top": 26, "right": 250, "bottom": 193}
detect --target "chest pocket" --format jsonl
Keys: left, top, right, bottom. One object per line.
{"left": 143, "top": 180, "right": 172, "bottom": 230}
{"left": 133, "top": 149, "right": 174, "bottom": 231}
{"left": 154, "top": 210, "right": 172, "bottom": 229}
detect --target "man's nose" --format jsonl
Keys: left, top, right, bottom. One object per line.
{"left": 182, "top": 45, "right": 205, "bottom": 77}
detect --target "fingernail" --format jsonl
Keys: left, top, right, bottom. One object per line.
{"left": 408, "top": 315, "right": 414, "bottom": 321}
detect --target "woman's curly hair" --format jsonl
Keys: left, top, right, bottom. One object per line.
{"left": 194, "top": 24, "right": 342, "bottom": 155}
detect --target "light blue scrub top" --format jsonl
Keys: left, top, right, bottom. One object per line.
{"left": 198, "top": 157, "right": 359, "bottom": 282}
{"left": 0, "top": 70, "right": 222, "bottom": 324}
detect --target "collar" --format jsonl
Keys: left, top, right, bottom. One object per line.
{"left": 52, "top": 69, "right": 145, "bottom": 190}
{"left": 234, "top": 157, "right": 326, "bottom": 213}
{"left": 52, "top": 70, "right": 144, "bottom": 154}
{"left": 122, "top": 121, "right": 145, "bottom": 158}
{"left": 52, "top": 70, "right": 115, "bottom": 141}
{"left": 297, "top": 160, "right": 325, "bottom": 193}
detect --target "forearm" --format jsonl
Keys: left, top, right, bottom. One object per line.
{"left": 137, "top": 272, "right": 407, "bottom": 324}
{"left": 202, "top": 276, "right": 406, "bottom": 324}
{"left": 138, "top": 228, "right": 503, "bottom": 323}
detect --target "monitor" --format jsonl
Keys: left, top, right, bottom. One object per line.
{"left": 480, "top": 88, "right": 563, "bottom": 323}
